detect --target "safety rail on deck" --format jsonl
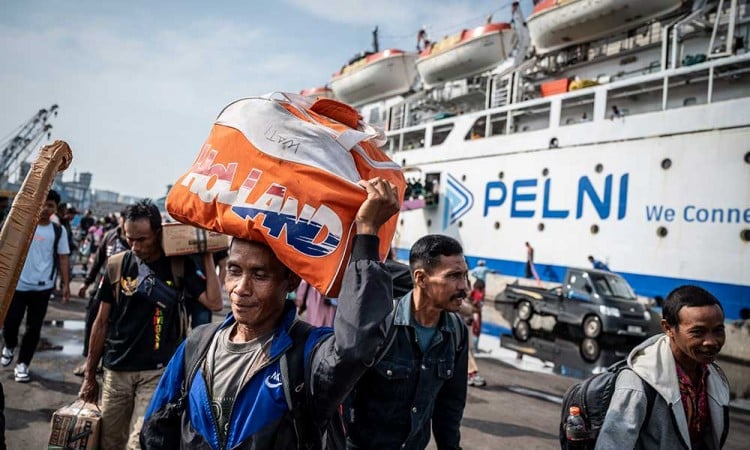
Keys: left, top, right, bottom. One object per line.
{"left": 385, "top": 53, "right": 750, "bottom": 153}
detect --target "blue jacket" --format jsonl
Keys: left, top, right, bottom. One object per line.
{"left": 144, "top": 235, "right": 394, "bottom": 449}
{"left": 345, "top": 293, "right": 469, "bottom": 450}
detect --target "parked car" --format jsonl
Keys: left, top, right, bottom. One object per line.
{"left": 495, "top": 268, "right": 653, "bottom": 338}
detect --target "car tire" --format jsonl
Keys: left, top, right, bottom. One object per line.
{"left": 517, "top": 300, "right": 533, "bottom": 321}
{"left": 513, "top": 319, "right": 531, "bottom": 342}
{"left": 583, "top": 315, "right": 602, "bottom": 338}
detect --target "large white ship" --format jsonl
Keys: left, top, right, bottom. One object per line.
{"left": 310, "top": 0, "right": 750, "bottom": 319}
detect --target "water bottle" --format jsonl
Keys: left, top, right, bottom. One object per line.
{"left": 565, "top": 406, "right": 588, "bottom": 442}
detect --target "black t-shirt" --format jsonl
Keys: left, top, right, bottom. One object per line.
{"left": 97, "top": 251, "right": 206, "bottom": 371}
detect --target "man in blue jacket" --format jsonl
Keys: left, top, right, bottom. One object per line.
{"left": 142, "top": 177, "right": 400, "bottom": 449}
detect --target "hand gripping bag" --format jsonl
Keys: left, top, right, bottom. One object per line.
{"left": 166, "top": 93, "right": 405, "bottom": 297}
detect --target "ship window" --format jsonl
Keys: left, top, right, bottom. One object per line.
{"left": 606, "top": 79, "right": 662, "bottom": 117}
{"left": 431, "top": 123, "right": 454, "bottom": 146}
{"left": 368, "top": 107, "right": 380, "bottom": 124}
{"left": 711, "top": 61, "right": 750, "bottom": 103}
{"left": 510, "top": 103, "right": 550, "bottom": 134}
{"left": 666, "top": 69, "right": 708, "bottom": 110}
{"left": 489, "top": 112, "right": 507, "bottom": 136}
{"left": 465, "top": 117, "right": 487, "bottom": 140}
{"left": 382, "top": 136, "right": 397, "bottom": 152}
{"left": 560, "top": 93, "right": 595, "bottom": 126}
{"left": 402, "top": 129, "right": 425, "bottom": 151}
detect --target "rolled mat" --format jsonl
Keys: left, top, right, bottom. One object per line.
{"left": 0, "top": 140, "right": 73, "bottom": 324}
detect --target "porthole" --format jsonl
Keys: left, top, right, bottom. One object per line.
{"left": 494, "top": 221, "right": 501, "bottom": 230}
{"left": 590, "top": 224, "right": 599, "bottom": 234}
{"left": 657, "top": 226, "right": 668, "bottom": 238}
{"left": 542, "top": 168, "right": 549, "bottom": 176}
{"left": 538, "top": 223, "right": 545, "bottom": 232}
{"left": 661, "top": 158, "right": 672, "bottom": 170}
{"left": 595, "top": 163, "right": 603, "bottom": 173}
{"left": 498, "top": 171, "right": 505, "bottom": 179}
{"left": 744, "top": 152, "right": 750, "bottom": 164}
{"left": 741, "top": 229, "right": 750, "bottom": 242}
{"left": 458, "top": 221, "right": 463, "bottom": 228}
{"left": 401, "top": 159, "right": 407, "bottom": 166}
{"left": 549, "top": 137, "right": 559, "bottom": 149}
{"left": 400, "top": 219, "right": 404, "bottom": 226}
{"left": 427, "top": 219, "right": 432, "bottom": 227}
{"left": 461, "top": 174, "right": 467, "bottom": 182}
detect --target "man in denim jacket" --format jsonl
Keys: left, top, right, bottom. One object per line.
{"left": 346, "top": 234, "right": 469, "bottom": 449}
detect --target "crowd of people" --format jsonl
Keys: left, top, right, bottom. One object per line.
{"left": 0, "top": 183, "right": 733, "bottom": 450}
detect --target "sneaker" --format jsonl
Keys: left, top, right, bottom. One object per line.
{"left": 0, "top": 347, "right": 13, "bottom": 367}
{"left": 468, "top": 374, "right": 486, "bottom": 387}
{"left": 14, "top": 363, "right": 30, "bottom": 383}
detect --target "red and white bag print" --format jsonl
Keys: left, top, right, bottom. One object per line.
{"left": 166, "top": 93, "right": 405, "bottom": 297}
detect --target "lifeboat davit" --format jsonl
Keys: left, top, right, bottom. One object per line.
{"left": 330, "top": 49, "right": 417, "bottom": 107}
{"left": 300, "top": 86, "right": 335, "bottom": 100}
{"left": 527, "top": 0, "right": 684, "bottom": 54}
{"left": 416, "top": 23, "right": 515, "bottom": 87}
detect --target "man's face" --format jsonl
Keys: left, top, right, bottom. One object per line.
{"left": 415, "top": 254, "right": 469, "bottom": 312}
{"left": 124, "top": 218, "right": 161, "bottom": 262}
{"left": 40, "top": 200, "right": 57, "bottom": 223}
{"left": 224, "top": 240, "right": 299, "bottom": 329}
{"left": 664, "top": 305, "right": 725, "bottom": 365}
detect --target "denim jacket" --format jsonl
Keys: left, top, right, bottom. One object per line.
{"left": 346, "top": 293, "right": 468, "bottom": 450}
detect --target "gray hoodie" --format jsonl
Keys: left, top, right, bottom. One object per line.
{"left": 596, "top": 334, "right": 730, "bottom": 450}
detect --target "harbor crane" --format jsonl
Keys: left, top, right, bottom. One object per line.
{"left": 0, "top": 105, "right": 59, "bottom": 185}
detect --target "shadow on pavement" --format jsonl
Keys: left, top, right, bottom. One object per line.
{"left": 461, "top": 417, "right": 558, "bottom": 440}
{"left": 5, "top": 407, "right": 56, "bottom": 431}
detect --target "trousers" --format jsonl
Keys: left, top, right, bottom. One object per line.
{"left": 100, "top": 368, "right": 164, "bottom": 450}
{"left": 2, "top": 289, "right": 52, "bottom": 365}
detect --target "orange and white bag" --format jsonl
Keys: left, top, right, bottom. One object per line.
{"left": 166, "top": 93, "right": 405, "bottom": 296}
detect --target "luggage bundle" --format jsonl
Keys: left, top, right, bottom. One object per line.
{"left": 166, "top": 93, "right": 405, "bottom": 296}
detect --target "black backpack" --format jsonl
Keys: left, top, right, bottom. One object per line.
{"left": 559, "top": 359, "right": 656, "bottom": 449}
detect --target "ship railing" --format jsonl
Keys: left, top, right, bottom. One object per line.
{"left": 385, "top": 52, "right": 750, "bottom": 154}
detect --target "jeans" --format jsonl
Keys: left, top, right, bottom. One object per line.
{"left": 2, "top": 289, "right": 52, "bottom": 365}
{"left": 100, "top": 368, "right": 164, "bottom": 450}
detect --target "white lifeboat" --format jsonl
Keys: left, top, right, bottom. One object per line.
{"left": 330, "top": 49, "right": 417, "bottom": 107}
{"left": 527, "top": 0, "right": 684, "bottom": 54}
{"left": 416, "top": 23, "right": 515, "bottom": 87}
{"left": 299, "top": 86, "right": 335, "bottom": 100}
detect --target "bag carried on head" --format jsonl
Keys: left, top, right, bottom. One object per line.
{"left": 559, "top": 359, "right": 655, "bottom": 449}
{"left": 165, "top": 93, "right": 405, "bottom": 297}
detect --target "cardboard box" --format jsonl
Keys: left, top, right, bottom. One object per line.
{"left": 48, "top": 401, "right": 101, "bottom": 450}
{"left": 161, "top": 222, "right": 229, "bottom": 256}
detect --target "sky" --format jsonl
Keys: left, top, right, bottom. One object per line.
{"left": 0, "top": 0, "right": 535, "bottom": 200}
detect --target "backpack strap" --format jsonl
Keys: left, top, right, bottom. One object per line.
{"left": 106, "top": 251, "right": 128, "bottom": 305}
{"left": 169, "top": 256, "right": 185, "bottom": 291}
{"left": 280, "top": 319, "right": 319, "bottom": 450}
{"left": 49, "top": 222, "right": 62, "bottom": 280}
{"left": 446, "top": 311, "right": 467, "bottom": 353}
{"left": 181, "top": 322, "right": 223, "bottom": 394}
{"left": 640, "top": 375, "right": 657, "bottom": 427}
